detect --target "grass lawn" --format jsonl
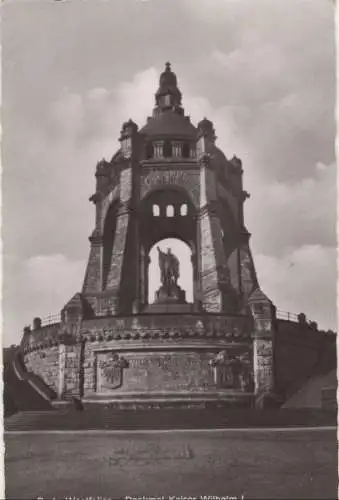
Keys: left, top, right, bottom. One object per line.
{"left": 5, "top": 428, "right": 337, "bottom": 500}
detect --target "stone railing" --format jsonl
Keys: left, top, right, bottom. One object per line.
{"left": 39, "top": 313, "right": 62, "bottom": 327}
{"left": 276, "top": 309, "right": 299, "bottom": 322}
{"left": 275, "top": 309, "right": 336, "bottom": 335}
{"left": 21, "top": 322, "right": 62, "bottom": 353}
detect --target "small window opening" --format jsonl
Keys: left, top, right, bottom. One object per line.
{"left": 180, "top": 204, "right": 188, "bottom": 216}
{"left": 153, "top": 205, "right": 160, "bottom": 216}
{"left": 166, "top": 205, "right": 174, "bottom": 217}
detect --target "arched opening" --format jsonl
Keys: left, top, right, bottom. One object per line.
{"left": 163, "top": 140, "right": 172, "bottom": 158}
{"left": 145, "top": 141, "right": 154, "bottom": 159}
{"left": 153, "top": 204, "right": 160, "bottom": 216}
{"left": 180, "top": 203, "right": 188, "bottom": 216}
{"left": 148, "top": 238, "right": 193, "bottom": 304}
{"left": 166, "top": 205, "right": 174, "bottom": 217}
{"left": 182, "top": 142, "right": 190, "bottom": 158}
{"left": 139, "top": 188, "right": 197, "bottom": 307}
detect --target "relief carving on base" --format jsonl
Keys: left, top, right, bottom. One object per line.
{"left": 98, "top": 352, "right": 129, "bottom": 390}
{"left": 209, "top": 350, "right": 253, "bottom": 391}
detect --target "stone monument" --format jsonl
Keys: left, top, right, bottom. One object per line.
{"left": 20, "top": 63, "right": 277, "bottom": 408}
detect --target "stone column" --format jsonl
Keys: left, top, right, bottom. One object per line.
{"left": 140, "top": 246, "right": 150, "bottom": 306}
{"left": 82, "top": 165, "right": 107, "bottom": 295}
{"left": 82, "top": 230, "right": 103, "bottom": 293}
{"left": 190, "top": 145, "right": 197, "bottom": 158}
{"left": 83, "top": 344, "right": 96, "bottom": 396}
{"left": 63, "top": 342, "right": 82, "bottom": 399}
{"left": 172, "top": 141, "right": 183, "bottom": 157}
{"left": 105, "top": 202, "right": 131, "bottom": 311}
{"left": 198, "top": 154, "right": 229, "bottom": 312}
{"left": 154, "top": 141, "right": 164, "bottom": 158}
{"left": 105, "top": 167, "right": 134, "bottom": 313}
{"left": 248, "top": 290, "right": 275, "bottom": 407}
{"left": 58, "top": 344, "right": 66, "bottom": 399}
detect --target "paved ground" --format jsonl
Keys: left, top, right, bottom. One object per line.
{"left": 5, "top": 428, "right": 337, "bottom": 500}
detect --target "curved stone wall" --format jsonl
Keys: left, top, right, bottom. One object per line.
{"left": 20, "top": 313, "right": 256, "bottom": 406}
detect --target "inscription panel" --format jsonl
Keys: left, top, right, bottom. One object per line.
{"left": 95, "top": 348, "right": 253, "bottom": 393}
{"left": 141, "top": 170, "right": 200, "bottom": 208}
{"left": 96, "top": 350, "right": 215, "bottom": 393}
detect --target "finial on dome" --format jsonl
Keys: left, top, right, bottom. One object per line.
{"left": 198, "top": 117, "right": 216, "bottom": 143}
{"left": 155, "top": 61, "right": 182, "bottom": 111}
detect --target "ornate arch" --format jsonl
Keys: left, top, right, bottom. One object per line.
{"left": 140, "top": 169, "right": 200, "bottom": 208}
{"left": 138, "top": 186, "right": 198, "bottom": 307}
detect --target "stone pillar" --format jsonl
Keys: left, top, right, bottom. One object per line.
{"left": 172, "top": 141, "right": 182, "bottom": 157}
{"left": 59, "top": 292, "right": 85, "bottom": 399}
{"left": 33, "top": 317, "right": 42, "bottom": 330}
{"left": 105, "top": 166, "right": 133, "bottom": 313}
{"left": 119, "top": 120, "right": 138, "bottom": 159}
{"left": 140, "top": 246, "right": 150, "bottom": 306}
{"left": 63, "top": 342, "right": 82, "bottom": 399}
{"left": 190, "top": 145, "right": 197, "bottom": 158}
{"left": 83, "top": 344, "right": 96, "bottom": 396}
{"left": 154, "top": 141, "right": 164, "bottom": 158}
{"left": 58, "top": 343, "right": 66, "bottom": 399}
{"left": 249, "top": 289, "right": 275, "bottom": 407}
{"left": 198, "top": 154, "right": 229, "bottom": 312}
{"left": 82, "top": 162, "right": 108, "bottom": 295}
{"left": 106, "top": 204, "right": 129, "bottom": 287}
{"left": 82, "top": 230, "right": 103, "bottom": 293}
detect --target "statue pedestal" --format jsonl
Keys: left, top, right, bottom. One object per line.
{"left": 154, "top": 283, "right": 186, "bottom": 304}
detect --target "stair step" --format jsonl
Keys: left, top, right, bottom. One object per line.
{"left": 5, "top": 408, "right": 337, "bottom": 431}
{"left": 4, "top": 355, "right": 53, "bottom": 416}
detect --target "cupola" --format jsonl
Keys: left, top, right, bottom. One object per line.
{"left": 155, "top": 62, "right": 183, "bottom": 111}
{"left": 197, "top": 117, "right": 216, "bottom": 144}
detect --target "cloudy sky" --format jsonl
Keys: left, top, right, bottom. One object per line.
{"left": 2, "top": 0, "right": 336, "bottom": 346}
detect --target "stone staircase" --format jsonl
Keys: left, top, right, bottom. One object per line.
{"left": 4, "top": 354, "right": 53, "bottom": 416}
{"left": 282, "top": 368, "right": 337, "bottom": 409}
{"left": 5, "top": 407, "right": 337, "bottom": 432}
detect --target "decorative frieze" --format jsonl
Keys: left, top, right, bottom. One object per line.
{"left": 21, "top": 314, "right": 253, "bottom": 354}
{"left": 141, "top": 169, "right": 200, "bottom": 208}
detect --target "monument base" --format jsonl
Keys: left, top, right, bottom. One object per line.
{"left": 144, "top": 303, "right": 194, "bottom": 314}
{"left": 155, "top": 283, "right": 186, "bottom": 304}
{"left": 23, "top": 312, "right": 256, "bottom": 411}
{"left": 81, "top": 392, "right": 254, "bottom": 410}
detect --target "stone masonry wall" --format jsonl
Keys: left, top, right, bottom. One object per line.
{"left": 273, "top": 319, "right": 335, "bottom": 398}
{"left": 83, "top": 343, "right": 96, "bottom": 393}
{"left": 199, "top": 212, "right": 222, "bottom": 312}
{"left": 24, "top": 346, "right": 59, "bottom": 394}
{"left": 63, "top": 344, "right": 82, "bottom": 399}
{"left": 83, "top": 244, "right": 101, "bottom": 293}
